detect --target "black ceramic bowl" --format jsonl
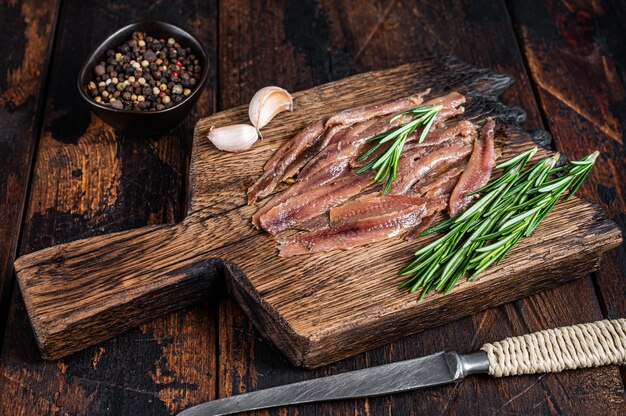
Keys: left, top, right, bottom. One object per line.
{"left": 77, "top": 20, "right": 209, "bottom": 134}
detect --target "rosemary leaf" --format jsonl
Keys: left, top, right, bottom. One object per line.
{"left": 401, "top": 149, "right": 599, "bottom": 299}
{"left": 357, "top": 104, "right": 442, "bottom": 194}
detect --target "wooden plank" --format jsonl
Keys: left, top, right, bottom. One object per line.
{"left": 509, "top": 0, "right": 626, "bottom": 323}
{"left": 0, "top": 1, "right": 219, "bottom": 415}
{"left": 214, "top": 0, "right": 625, "bottom": 414}
{"left": 0, "top": 0, "right": 58, "bottom": 342}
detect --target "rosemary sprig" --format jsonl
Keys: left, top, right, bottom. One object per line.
{"left": 400, "top": 148, "right": 599, "bottom": 299}
{"left": 356, "top": 105, "right": 442, "bottom": 194}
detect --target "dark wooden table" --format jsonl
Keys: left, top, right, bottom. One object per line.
{"left": 1, "top": 1, "right": 624, "bottom": 414}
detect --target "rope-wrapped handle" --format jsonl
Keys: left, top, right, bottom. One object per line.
{"left": 481, "top": 319, "right": 626, "bottom": 377}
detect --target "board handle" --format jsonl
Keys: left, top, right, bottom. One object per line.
{"left": 481, "top": 319, "right": 626, "bottom": 377}
{"left": 13, "top": 216, "right": 228, "bottom": 360}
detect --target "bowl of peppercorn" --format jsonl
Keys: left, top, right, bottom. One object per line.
{"left": 78, "top": 20, "right": 208, "bottom": 134}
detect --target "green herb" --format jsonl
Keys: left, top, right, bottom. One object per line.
{"left": 356, "top": 105, "right": 442, "bottom": 194}
{"left": 400, "top": 148, "right": 599, "bottom": 299}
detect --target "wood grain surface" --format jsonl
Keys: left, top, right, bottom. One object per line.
{"left": 13, "top": 56, "right": 622, "bottom": 368}
{"left": 0, "top": 0, "right": 58, "bottom": 346}
{"left": 1, "top": 0, "right": 625, "bottom": 415}
{"left": 1, "top": 1, "right": 220, "bottom": 414}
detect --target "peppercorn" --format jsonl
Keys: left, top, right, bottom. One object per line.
{"left": 144, "top": 50, "right": 156, "bottom": 62}
{"left": 86, "top": 31, "right": 202, "bottom": 111}
{"left": 94, "top": 65, "right": 106, "bottom": 76}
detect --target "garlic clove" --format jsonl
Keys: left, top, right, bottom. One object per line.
{"left": 248, "top": 86, "right": 293, "bottom": 132}
{"left": 208, "top": 124, "right": 259, "bottom": 152}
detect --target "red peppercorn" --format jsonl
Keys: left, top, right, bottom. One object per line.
{"left": 176, "top": 61, "right": 183, "bottom": 67}
{"left": 159, "top": 91, "right": 165, "bottom": 97}
{"left": 172, "top": 71, "right": 179, "bottom": 77}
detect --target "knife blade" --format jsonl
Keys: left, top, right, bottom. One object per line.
{"left": 177, "top": 318, "right": 626, "bottom": 416}
{"left": 177, "top": 351, "right": 489, "bottom": 416}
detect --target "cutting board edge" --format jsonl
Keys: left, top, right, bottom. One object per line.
{"left": 224, "top": 261, "right": 313, "bottom": 365}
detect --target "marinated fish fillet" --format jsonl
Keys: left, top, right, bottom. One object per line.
{"left": 426, "top": 91, "right": 466, "bottom": 123}
{"left": 403, "top": 165, "right": 465, "bottom": 240}
{"left": 300, "top": 91, "right": 467, "bottom": 181}
{"left": 280, "top": 125, "right": 347, "bottom": 181}
{"left": 255, "top": 98, "right": 471, "bottom": 230}
{"left": 389, "top": 140, "right": 474, "bottom": 195}
{"left": 402, "top": 119, "right": 476, "bottom": 153}
{"left": 351, "top": 119, "right": 476, "bottom": 170}
{"left": 416, "top": 165, "right": 465, "bottom": 197}
{"left": 278, "top": 196, "right": 447, "bottom": 257}
{"left": 249, "top": 89, "right": 500, "bottom": 256}
{"left": 248, "top": 120, "right": 326, "bottom": 204}
{"left": 259, "top": 171, "right": 374, "bottom": 234}
{"left": 404, "top": 213, "right": 440, "bottom": 240}
{"left": 329, "top": 194, "right": 435, "bottom": 227}
{"left": 262, "top": 119, "right": 325, "bottom": 172}
{"left": 249, "top": 91, "right": 467, "bottom": 205}
{"left": 449, "top": 119, "right": 496, "bottom": 216}
{"left": 297, "top": 115, "right": 401, "bottom": 180}
{"left": 325, "top": 90, "right": 429, "bottom": 127}
{"left": 251, "top": 158, "right": 351, "bottom": 227}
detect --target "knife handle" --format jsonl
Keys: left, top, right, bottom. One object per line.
{"left": 481, "top": 319, "right": 626, "bottom": 377}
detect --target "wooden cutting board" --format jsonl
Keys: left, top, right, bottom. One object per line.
{"left": 14, "top": 56, "right": 622, "bottom": 367}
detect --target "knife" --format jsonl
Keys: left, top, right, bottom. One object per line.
{"left": 178, "top": 319, "right": 626, "bottom": 416}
